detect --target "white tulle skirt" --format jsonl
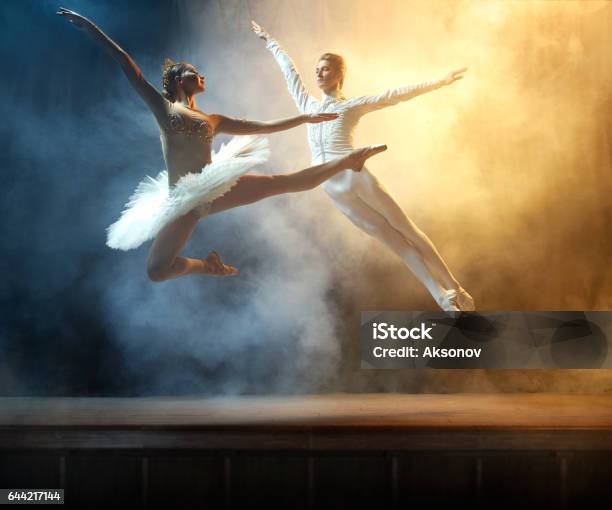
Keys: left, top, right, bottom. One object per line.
{"left": 106, "top": 135, "right": 269, "bottom": 251}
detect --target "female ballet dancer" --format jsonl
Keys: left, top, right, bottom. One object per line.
{"left": 57, "top": 8, "right": 386, "bottom": 282}
{"left": 251, "top": 22, "right": 474, "bottom": 312}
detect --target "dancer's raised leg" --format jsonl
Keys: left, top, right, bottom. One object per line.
{"left": 209, "top": 145, "right": 387, "bottom": 214}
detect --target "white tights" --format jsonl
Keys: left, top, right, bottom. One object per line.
{"left": 325, "top": 168, "right": 460, "bottom": 305}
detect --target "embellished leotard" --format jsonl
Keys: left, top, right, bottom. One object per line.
{"left": 166, "top": 110, "right": 214, "bottom": 143}
{"left": 160, "top": 102, "right": 216, "bottom": 187}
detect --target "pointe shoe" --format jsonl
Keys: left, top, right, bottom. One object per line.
{"left": 438, "top": 289, "right": 460, "bottom": 312}
{"left": 456, "top": 287, "right": 475, "bottom": 311}
{"left": 347, "top": 144, "right": 387, "bottom": 171}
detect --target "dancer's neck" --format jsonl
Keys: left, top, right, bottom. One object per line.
{"left": 322, "top": 88, "right": 344, "bottom": 100}
{"left": 176, "top": 92, "right": 198, "bottom": 110}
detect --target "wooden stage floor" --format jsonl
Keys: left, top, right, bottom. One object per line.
{"left": 1, "top": 393, "right": 612, "bottom": 450}
{"left": 2, "top": 394, "right": 612, "bottom": 509}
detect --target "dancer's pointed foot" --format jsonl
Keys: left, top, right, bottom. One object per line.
{"left": 345, "top": 144, "right": 387, "bottom": 171}
{"left": 438, "top": 289, "right": 460, "bottom": 312}
{"left": 202, "top": 250, "right": 239, "bottom": 276}
{"left": 456, "top": 287, "right": 475, "bottom": 311}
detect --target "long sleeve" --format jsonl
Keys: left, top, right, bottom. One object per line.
{"left": 350, "top": 79, "right": 444, "bottom": 115}
{"left": 265, "top": 38, "right": 312, "bottom": 114}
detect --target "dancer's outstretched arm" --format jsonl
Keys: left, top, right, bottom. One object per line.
{"left": 351, "top": 68, "right": 467, "bottom": 115}
{"left": 57, "top": 8, "right": 167, "bottom": 121}
{"left": 251, "top": 21, "right": 311, "bottom": 113}
{"left": 211, "top": 112, "right": 337, "bottom": 135}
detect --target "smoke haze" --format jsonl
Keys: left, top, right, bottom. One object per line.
{"left": 1, "top": 0, "right": 611, "bottom": 396}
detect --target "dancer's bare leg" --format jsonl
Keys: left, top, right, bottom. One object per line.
{"left": 146, "top": 212, "right": 237, "bottom": 282}
{"left": 147, "top": 145, "right": 386, "bottom": 282}
{"left": 332, "top": 193, "right": 446, "bottom": 305}
{"left": 209, "top": 145, "right": 387, "bottom": 214}
{"left": 352, "top": 169, "right": 461, "bottom": 291}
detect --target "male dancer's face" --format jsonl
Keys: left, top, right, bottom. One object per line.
{"left": 315, "top": 59, "right": 342, "bottom": 94}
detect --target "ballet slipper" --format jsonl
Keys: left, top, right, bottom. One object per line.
{"left": 438, "top": 289, "right": 461, "bottom": 312}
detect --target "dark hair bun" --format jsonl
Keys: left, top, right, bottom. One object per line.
{"left": 161, "top": 58, "right": 188, "bottom": 103}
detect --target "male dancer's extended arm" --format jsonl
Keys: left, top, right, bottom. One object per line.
{"left": 351, "top": 68, "right": 467, "bottom": 115}
{"left": 251, "top": 21, "right": 311, "bottom": 113}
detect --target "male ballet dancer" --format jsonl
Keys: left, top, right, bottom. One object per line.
{"left": 251, "top": 22, "right": 474, "bottom": 311}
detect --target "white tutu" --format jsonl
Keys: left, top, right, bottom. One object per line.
{"left": 106, "top": 135, "right": 270, "bottom": 251}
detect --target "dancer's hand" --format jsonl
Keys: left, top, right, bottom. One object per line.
{"left": 57, "top": 7, "right": 94, "bottom": 31}
{"left": 441, "top": 67, "right": 467, "bottom": 86}
{"left": 203, "top": 251, "right": 239, "bottom": 276}
{"left": 305, "top": 113, "right": 339, "bottom": 124}
{"left": 251, "top": 21, "right": 270, "bottom": 42}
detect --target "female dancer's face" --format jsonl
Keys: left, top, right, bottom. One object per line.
{"left": 178, "top": 65, "right": 206, "bottom": 96}
{"left": 316, "top": 59, "right": 341, "bottom": 92}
